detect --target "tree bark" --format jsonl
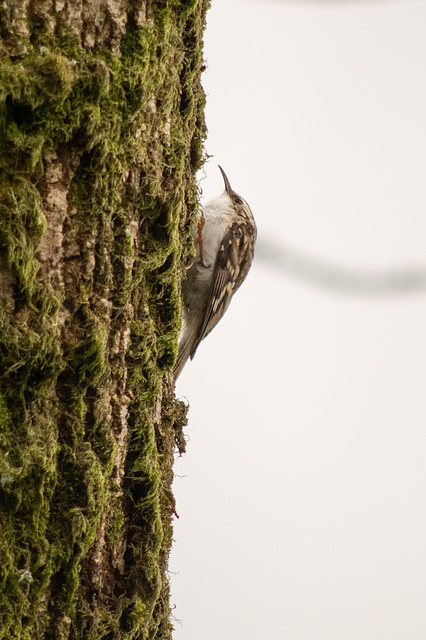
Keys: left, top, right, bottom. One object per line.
{"left": 0, "top": 1, "right": 207, "bottom": 637}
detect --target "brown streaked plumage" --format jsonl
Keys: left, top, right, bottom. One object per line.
{"left": 174, "top": 166, "right": 257, "bottom": 380}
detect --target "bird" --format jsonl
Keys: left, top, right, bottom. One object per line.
{"left": 174, "top": 165, "right": 257, "bottom": 380}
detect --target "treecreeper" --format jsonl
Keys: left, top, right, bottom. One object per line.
{"left": 174, "top": 166, "right": 257, "bottom": 379}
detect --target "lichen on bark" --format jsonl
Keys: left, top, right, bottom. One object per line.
{"left": 0, "top": 1, "right": 208, "bottom": 638}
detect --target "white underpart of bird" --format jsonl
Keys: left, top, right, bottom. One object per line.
{"left": 174, "top": 166, "right": 257, "bottom": 380}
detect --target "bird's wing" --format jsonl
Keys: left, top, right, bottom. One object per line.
{"left": 189, "top": 221, "right": 256, "bottom": 359}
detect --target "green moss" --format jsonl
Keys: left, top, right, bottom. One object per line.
{"left": 0, "top": 180, "right": 45, "bottom": 298}
{"left": 0, "top": 52, "right": 74, "bottom": 107}
{"left": 0, "top": 1, "right": 209, "bottom": 637}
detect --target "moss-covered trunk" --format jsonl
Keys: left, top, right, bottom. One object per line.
{"left": 0, "top": 1, "right": 207, "bottom": 637}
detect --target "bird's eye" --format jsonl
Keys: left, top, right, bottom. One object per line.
{"left": 234, "top": 197, "right": 244, "bottom": 205}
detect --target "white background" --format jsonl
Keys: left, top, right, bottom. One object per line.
{"left": 171, "top": 1, "right": 426, "bottom": 638}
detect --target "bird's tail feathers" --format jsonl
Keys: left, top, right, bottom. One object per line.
{"left": 173, "top": 333, "right": 195, "bottom": 381}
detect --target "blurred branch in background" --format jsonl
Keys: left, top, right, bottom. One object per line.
{"left": 256, "top": 238, "right": 426, "bottom": 295}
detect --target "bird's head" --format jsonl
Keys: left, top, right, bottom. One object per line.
{"left": 218, "top": 165, "right": 255, "bottom": 223}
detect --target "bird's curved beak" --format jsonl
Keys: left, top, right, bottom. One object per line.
{"left": 218, "top": 165, "right": 232, "bottom": 194}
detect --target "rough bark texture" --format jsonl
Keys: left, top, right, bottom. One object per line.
{"left": 0, "top": 1, "right": 208, "bottom": 638}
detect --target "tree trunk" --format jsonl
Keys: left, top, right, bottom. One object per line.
{"left": 0, "top": 1, "right": 207, "bottom": 638}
